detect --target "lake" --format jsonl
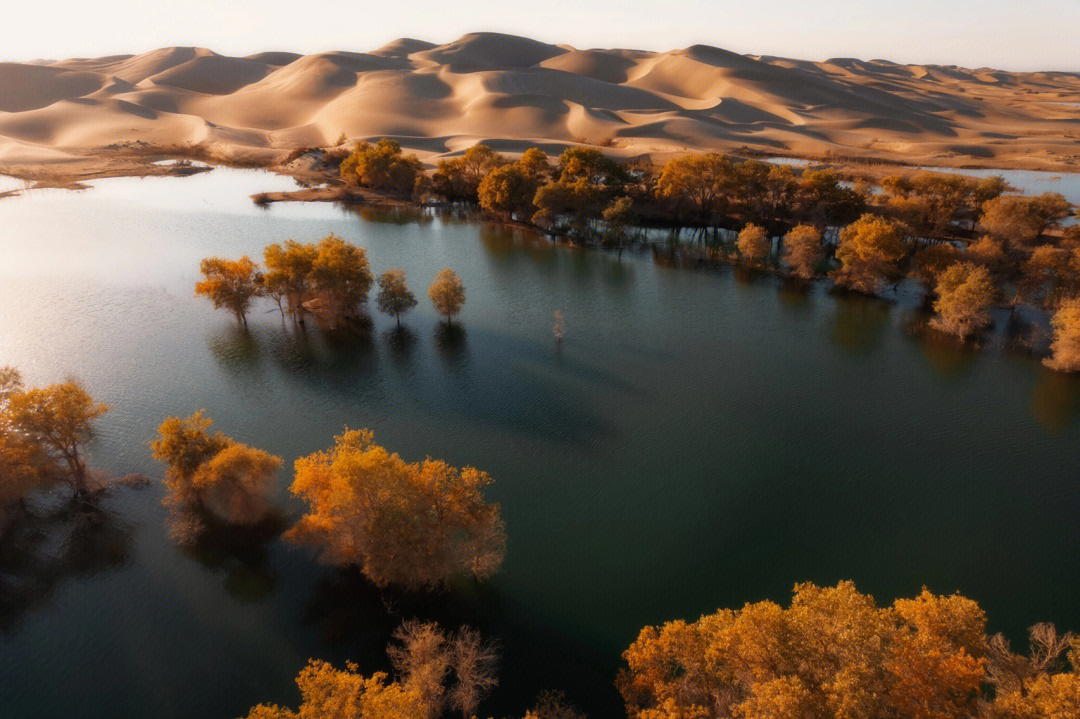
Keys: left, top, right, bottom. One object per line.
{"left": 1, "top": 168, "right": 1079, "bottom": 719}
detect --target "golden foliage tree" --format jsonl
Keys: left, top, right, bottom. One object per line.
{"left": 830, "top": 214, "right": 908, "bottom": 294}
{"left": 910, "top": 244, "right": 962, "bottom": 294}
{"left": 246, "top": 659, "right": 428, "bottom": 719}
{"left": 931, "top": 262, "right": 996, "bottom": 340}
{"left": 0, "top": 368, "right": 58, "bottom": 532}
{"left": 285, "top": 429, "right": 505, "bottom": 590}
{"left": 980, "top": 193, "right": 1073, "bottom": 248}
{"left": 618, "top": 582, "right": 990, "bottom": 719}
{"left": 736, "top": 223, "right": 770, "bottom": 265}
{"left": 783, "top": 224, "right": 824, "bottom": 279}
{"left": 478, "top": 149, "right": 551, "bottom": 220}
{"left": 309, "top": 234, "right": 374, "bottom": 326}
{"left": 151, "top": 411, "right": 281, "bottom": 528}
{"left": 341, "top": 138, "right": 426, "bottom": 196}
{"left": 376, "top": 269, "right": 419, "bottom": 328}
{"left": 433, "top": 144, "right": 507, "bottom": 202}
{"left": 428, "top": 269, "right": 466, "bottom": 325}
{"left": 1045, "top": 297, "right": 1080, "bottom": 372}
{"left": 656, "top": 153, "right": 733, "bottom": 224}
{"left": 263, "top": 240, "right": 318, "bottom": 321}
{"left": 195, "top": 256, "right": 263, "bottom": 328}
{"left": 4, "top": 378, "right": 110, "bottom": 497}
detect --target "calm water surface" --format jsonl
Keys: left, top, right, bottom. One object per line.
{"left": 1, "top": 169, "right": 1079, "bottom": 719}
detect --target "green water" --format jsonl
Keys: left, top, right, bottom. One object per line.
{"left": 0, "top": 169, "right": 1078, "bottom": 719}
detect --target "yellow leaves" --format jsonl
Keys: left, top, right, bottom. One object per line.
{"left": 428, "top": 269, "right": 466, "bottom": 323}
{"left": 619, "top": 583, "right": 998, "bottom": 719}
{"left": 151, "top": 412, "right": 280, "bottom": 528}
{"left": 831, "top": 214, "right": 907, "bottom": 294}
{"left": 285, "top": 428, "right": 504, "bottom": 590}
{"left": 375, "top": 268, "right": 418, "bottom": 324}
{"left": 195, "top": 255, "right": 262, "bottom": 327}
{"left": 1046, "top": 297, "right": 1080, "bottom": 372}
{"left": 783, "top": 224, "right": 824, "bottom": 279}
{"left": 931, "top": 262, "right": 996, "bottom": 340}
{"left": 736, "top": 224, "right": 769, "bottom": 265}
{"left": 246, "top": 660, "right": 428, "bottom": 719}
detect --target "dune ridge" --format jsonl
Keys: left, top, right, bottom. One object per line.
{"left": 1, "top": 32, "right": 1078, "bottom": 178}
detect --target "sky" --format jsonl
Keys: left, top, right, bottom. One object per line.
{"left": 3, "top": 0, "right": 1078, "bottom": 71}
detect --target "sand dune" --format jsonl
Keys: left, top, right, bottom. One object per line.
{"left": 1, "top": 31, "right": 1078, "bottom": 180}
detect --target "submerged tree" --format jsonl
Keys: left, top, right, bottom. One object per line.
{"left": 285, "top": 428, "right": 505, "bottom": 590}
{"left": 783, "top": 224, "right": 824, "bottom": 279}
{"left": 195, "top": 256, "right": 263, "bottom": 329}
{"left": 830, "top": 214, "right": 908, "bottom": 294}
{"left": 376, "top": 268, "right": 419, "bottom": 328}
{"left": 263, "top": 240, "right": 318, "bottom": 321}
{"left": 309, "top": 234, "right": 374, "bottom": 327}
{"left": 151, "top": 411, "right": 281, "bottom": 530}
{"left": 4, "top": 378, "right": 110, "bottom": 497}
{"left": 433, "top": 144, "right": 507, "bottom": 203}
{"left": 428, "top": 269, "right": 466, "bottom": 325}
{"left": 910, "top": 243, "right": 962, "bottom": 296}
{"left": 931, "top": 262, "right": 996, "bottom": 340}
{"left": 736, "top": 223, "right": 770, "bottom": 266}
{"left": 0, "top": 368, "right": 58, "bottom": 532}
{"left": 656, "top": 153, "right": 733, "bottom": 225}
{"left": 1045, "top": 297, "right": 1080, "bottom": 373}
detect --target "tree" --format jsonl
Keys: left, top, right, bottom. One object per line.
{"left": 831, "top": 214, "right": 908, "bottom": 294}
{"left": 1045, "top": 297, "right": 1080, "bottom": 372}
{"left": 432, "top": 144, "right": 506, "bottom": 202}
{"left": 931, "top": 262, "right": 996, "bottom": 339}
{"left": 195, "top": 256, "right": 263, "bottom": 328}
{"left": 0, "top": 368, "right": 57, "bottom": 533}
{"left": 388, "top": 621, "right": 499, "bottom": 719}
{"left": 656, "top": 153, "right": 733, "bottom": 224}
{"left": 285, "top": 429, "right": 505, "bottom": 590}
{"left": 525, "top": 691, "right": 587, "bottom": 719}
{"left": 341, "top": 138, "right": 426, "bottom": 196}
{"left": 428, "top": 269, "right": 466, "bottom": 325}
{"left": 246, "top": 660, "right": 427, "bottom": 719}
{"left": 150, "top": 411, "right": 281, "bottom": 527}
{"left": 783, "top": 224, "right": 824, "bottom": 279}
{"left": 264, "top": 240, "right": 318, "bottom": 321}
{"left": 478, "top": 148, "right": 550, "bottom": 220}
{"left": 980, "top": 193, "right": 1072, "bottom": 248}
{"left": 910, "top": 244, "right": 962, "bottom": 295}
{"left": 795, "top": 169, "right": 866, "bottom": 229}
{"left": 602, "top": 196, "right": 634, "bottom": 256}
{"left": 736, "top": 223, "right": 770, "bottom": 265}
{"left": 4, "top": 379, "right": 110, "bottom": 497}
{"left": 309, "top": 234, "right": 373, "bottom": 326}
{"left": 376, "top": 269, "right": 418, "bottom": 328}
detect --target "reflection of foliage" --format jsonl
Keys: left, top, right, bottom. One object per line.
{"left": 1030, "top": 367, "right": 1080, "bottom": 431}
{"left": 173, "top": 508, "right": 287, "bottom": 604}
{"left": 0, "top": 501, "right": 132, "bottom": 632}
{"left": 830, "top": 293, "right": 890, "bottom": 356}
{"left": 434, "top": 323, "right": 468, "bottom": 367}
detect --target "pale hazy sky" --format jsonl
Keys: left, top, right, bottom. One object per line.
{"left": 3, "top": 0, "right": 1078, "bottom": 71}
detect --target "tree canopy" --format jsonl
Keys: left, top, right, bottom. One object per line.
{"left": 428, "top": 269, "right": 466, "bottom": 324}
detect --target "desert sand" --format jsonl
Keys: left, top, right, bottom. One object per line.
{"left": 1, "top": 32, "right": 1078, "bottom": 185}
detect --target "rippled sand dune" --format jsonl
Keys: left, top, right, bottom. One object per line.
{"left": 1, "top": 32, "right": 1078, "bottom": 175}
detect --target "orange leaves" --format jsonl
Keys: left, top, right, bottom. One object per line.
{"left": 428, "top": 269, "right": 466, "bottom": 324}
{"left": 195, "top": 255, "right": 262, "bottom": 327}
{"left": 285, "top": 428, "right": 504, "bottom": 590}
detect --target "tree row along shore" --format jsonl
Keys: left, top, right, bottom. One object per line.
{"left": 2, "top": 367, "right": 1079, "bottom": 718}
{"left": 251, "top": 138, "right": 1080, "bottom": 370}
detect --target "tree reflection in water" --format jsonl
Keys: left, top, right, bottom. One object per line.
{"left": 0, "top": 498, "right": 133, "bottom": 632}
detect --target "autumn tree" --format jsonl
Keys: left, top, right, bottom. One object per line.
{"left": 910, "top": 243, "right": 962, "bottom": 295}
{"left": 4, "top": 378, "right": 110, "bottom": 497}
{"left": 375, "top": 268, "right": 419, "bottom": 328}
{"left": 432, "top": 144, "right": 507, "bottom": 202}
{"left": 980, "top": 193, "right": 1072, "bottom": 248}
{"left": 830, "top": 214, "right": 908, "bottom": 294}
{"left": 0, "top": 368, "right": 58, "bottom": 532}
{"left": 1045, "top": 297, "right": 1080, "bottom": 372}
{"left": 986, "top": 623, "right": 1079, "bottom": 718}
{"left": 388, "top": 620, "right": 499, "bottom": 719}
{"left": 618, "top": 582, "right": 994, "bottom": 719}
{"left": 263, "top": 240, "right": 318, "bottom": 321}
{"left": 736, "top": 223, "right": 770, "bottom": 265}
{"left": 525, "top": 691, "right": 587, "bottom": 719}
{"left": 930, "top": 262, "right": 996, "bottom": 340}
{"left": 656, "top": 153, "right": 733, "bottom": 225}
{"left": 151, "top": 411, "right": 281, "bottom": 528}
{"left": 602, "top": 196, "right": 634, "bottom": 256}
{"left": 478, "top": 148, "right": 550, "bottom": 220}
{"left": 285, "top": 429, "right": 505, "bottom": 590}
{"left": 428, "top": 269, "right": 466, "bottom": 325}
{"left": 309, "top": 234, "right": 374, "bottom": 327}
{"left": 341, "top": 138, "right": 426, "bottom": 196}
{"left": 783, "top": 224, "right": 824, "bottom": 279}
{"left": 195, "top": 256, "right": 263, "bottom": 328}
{"left": 246, "top": 659, "right": 427, "bottom": 719}
{"left": 794, "top": 169, "right": 866, "bottom": 229}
